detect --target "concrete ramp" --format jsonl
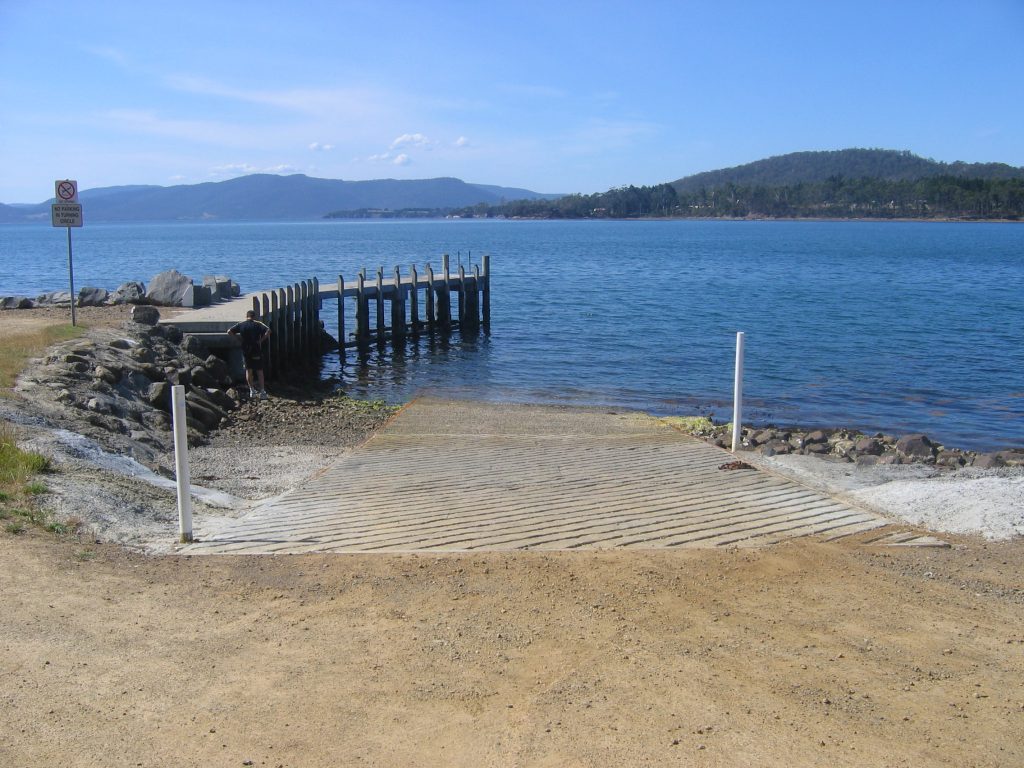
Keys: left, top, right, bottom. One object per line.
{"left": 184, "top": 398, "right": 889, "bottom": 554}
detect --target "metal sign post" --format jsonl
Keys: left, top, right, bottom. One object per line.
{"left": 51, "top": 179, "right": 83, "bottom": 326}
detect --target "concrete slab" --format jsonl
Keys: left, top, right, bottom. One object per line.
{"left": 183, "top": 398, "right": 896, "bottom": 554}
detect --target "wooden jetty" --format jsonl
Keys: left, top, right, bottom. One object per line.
{"left": 164, "top": 254, "right": 490, "bottom": 380}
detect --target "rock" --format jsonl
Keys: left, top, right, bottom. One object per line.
{"left": 936, "top": 450, "right": 969, "bottom": 468}
{"left": 878, "top": 454, "right": 903, "bottom": 465}
{"left": 77, "top": 286, "right": 109, "bottom": 307}
{"left": 204, "top": 387, "right": 236, "bottom": 411}
{"left": 805, "top": 443, "right": 830, "bottom": 455}
{"left": 1, "top": 296, "right": 34, "bottom": 309}
{"left": 995, "top": 450, "right": 1024, "bottom": 467}
{"left": 146, "top": 381, "right": 171, "bottom": 409}
{"left": 229, "top": 280, "right": 241, "bottom": 297}
{"left": 111, "top": 281, "right": 147, "bottom": 305}
{"left": 203, "top": 275, "right": 234, "bottom": 301}
{"left": 109, "top": 338, "right": 134, "bottom": 350}
{"left": 832, "top": 439, "right": 856, "bottom": 458}
{"left": 146, "top": 269, "right": 193, "bottom": 306}
{"left": 972, "top": 453, "right": 1006, "bottom": 469}
{"left": 805, "top": 430, "right": 830, "bottom": 444}
{"left": 190, "top": 366, "right": 217, "bottom": 389}
{"left": 93, "top": 366, "right": 120, "bottom": 386}
{"left": 182, "top": 335, "right": 208, "bottom": 357}
{"left": 203, "top": 354, "right": 229, "bottom": 383}
{"left": 36, "top": 290, "right": 72, "bottom": 306}
{"left": 130, "top": 305, "right": 161, "bottom": 325}
{"left": 896, "top": 433, "right": 936, "bottom": 460}
{"left": 752, "top": 429, "right": 776, "bottom": 446}
{"left": 855, "top": 454, "right": 881, "bottom": 467}
{"left": 184, "top": 284, "right": 214, "bottom": 308}
{"left": 854, "top": 437, "right": 884, "bottom": 456}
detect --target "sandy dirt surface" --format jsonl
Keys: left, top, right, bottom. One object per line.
{"left": 2, "top": 306, "right": 1023, "bottom": 766}
{"left": 2, "top": 528, "right": 1022, "bottom": 767}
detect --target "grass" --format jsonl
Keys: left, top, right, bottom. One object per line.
{"left": 0, "top": 322, "right": 84, "bottom": 392}
{"left": 0, "top": 422, "right": 75, "bottom": 538}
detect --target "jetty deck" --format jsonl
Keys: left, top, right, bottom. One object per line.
{"left": 183, "top": 398, "right": 902, "bottom": 555}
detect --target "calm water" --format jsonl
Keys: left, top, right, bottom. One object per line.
{"left": 2, "top": 219, "right": 1022, "bottom": 450}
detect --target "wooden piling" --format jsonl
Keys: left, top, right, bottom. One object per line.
{"left": 375, "top": 268, "right": 385, "bottom": 344}
{"left": 356, "top": 272, "right": 368, "bottom": 344}
{"left": 337, "top": 273, "right": 345, "bottom": 354}
{"left": 482, "top": 254, "right": 490, "bottom": 328}
{"left": 262, "top": 293, "right": 272, "bottom": 376}
{"left": 409, "top": 264, "right": 420, "bottom": 335}
{"left": 457, "top": 265, "right": 466, "bottom": 328}
{"left": 425, "top": 264, "right": 434, "bottom": 329}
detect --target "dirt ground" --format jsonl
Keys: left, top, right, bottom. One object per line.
{"left": 2, "top": 527, "right": 1022, "bottom": 767}
{"left": 2, "top": 306, "right": 1022, "bottom": 766}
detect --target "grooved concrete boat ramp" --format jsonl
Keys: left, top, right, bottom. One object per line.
{"left": 185, "top": 398, "right": 899, "bottom": 554}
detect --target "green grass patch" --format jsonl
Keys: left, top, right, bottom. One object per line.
{"left": 5, "top": 521, "right": 25, "bottom": 535}
{"left": 24, "top": 480, "right": 48, "bottom": 495}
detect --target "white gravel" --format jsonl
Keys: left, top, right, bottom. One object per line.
{"left": 755, "top": 454, "right": 1024, "bottom": 541}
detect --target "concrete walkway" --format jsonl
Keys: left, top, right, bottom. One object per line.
{"left": 183, "top": 398, "right": 895, "bottom": 554}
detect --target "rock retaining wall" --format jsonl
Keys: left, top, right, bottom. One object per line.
{"left": 1, "top": 270, "right": 241, "bottom": 309}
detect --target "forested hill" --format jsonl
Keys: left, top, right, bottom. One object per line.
{"left": 672, "top": 149, "right": 1024, "bottom": 193}
{"left": 455, "top": 149, "right": 1024, "bottom": 221}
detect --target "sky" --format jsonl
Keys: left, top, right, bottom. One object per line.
{"left": 1, "top": 0, "right": 1022, "bottom": 203}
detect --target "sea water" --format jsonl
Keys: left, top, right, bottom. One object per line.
{"left": 1, "top": 219, "right": 1021, "bottom": 450}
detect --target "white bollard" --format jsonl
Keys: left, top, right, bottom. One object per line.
{"left": 171, "top": 384, "right": 193, "bottom": 543}
{"left": 731, "top": 332, "right": 745, "bottom": 452}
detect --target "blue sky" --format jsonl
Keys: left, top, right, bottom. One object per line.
{"left": 1, "top": 0, "right": 1022, "bottom": 203}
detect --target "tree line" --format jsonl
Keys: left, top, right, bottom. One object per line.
{"left": 453, "top": 175, "right": 1024, "bottom": 220}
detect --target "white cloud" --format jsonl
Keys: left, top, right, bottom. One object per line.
{"left": 454, "top": 136, "right": 470, "bottom": 148}
{"left": 391, "top": 133, "right": 434, "bottom": 150}
{"left": 367, "top": 152, "right": 391, "bottom": 162}
{"left": 393, "top": 153, "right": 410, "bottom": 166}
{"left": 309, "top": 142, "right": 334, "bottom": 151}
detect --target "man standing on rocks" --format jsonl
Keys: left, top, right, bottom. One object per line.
{"left": 228, "top": 309, "right": 271, "bottom": 400}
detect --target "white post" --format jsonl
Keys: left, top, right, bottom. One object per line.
{"left": 731, "top": 332, "right": 745, "bottom": 452}
{"left": 171, "top": 385, "right": 193, "bottom": 543}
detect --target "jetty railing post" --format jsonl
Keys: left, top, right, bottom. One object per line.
{"left": 410, "top": 264, "right": 420, "bottom": 335}
{"left": 375, "top": 268, "right": 386, "bottom": 344}
{"left": 425, "top": 263, "right": 436, "bottom": 329}
{"left": 337, "top": 273, "right": 345, "bottom": 355}
{"left": 457, "top": 264, "right": 466, "bottom": 329}
{"left": 276, "top": 288, "right": 286, "bottom": 370}
{"left": 392, "top": 266, "right": 405, "bottom": 340}
{"left": 294, "top": 282, "right": 303, "bottom": 363}
{"left": 270, "top": 291, "right": 281, "bottom": 379}
{"left": 731, "top": 331, "right": 745, "bottom": 452}
{"left": 251, "top": 296, "right": 260, "bottom": 317}
{"left": 261, "top": 293, "right": 272, "bottom": 378}
{"left": 285, "top": 285, "right": 295, "bottom": 364}
{"left": 470, "top": 264, "right": 481, "bottom": 330}
{"left": 482, "top": 254, "right": 491, "bottom": 329}
{"left": 356, "top": 272, "right": 368, "bottom": 344}
{"left": 440, "top": 253, "right": 451, "bottom": 331}
{"left": 312, "top": 277, "right": 321, "bottom": 356}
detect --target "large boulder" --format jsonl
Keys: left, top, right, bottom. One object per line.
{"left": 111, "top": 281, "right": 146, "bottom": 305}
{"left": 203, "top": 275, "right": 234, "bottom": 301}
{"left": 146, "top": 270, "right": 193, "bottom": 306}
{"left": 36, "top": 290, "right": 72, "bottom": 306}
{"left": 1, "top": 296, "right": 34, "bottom": 309}
{"left": 896, "top": 433, "right": 936, "bottom": 460}
{"left": 130, "top": 305, "right": 161, "bottom": 325}
{"left": 77, "top": 286, "right": 109, "bottom": 307}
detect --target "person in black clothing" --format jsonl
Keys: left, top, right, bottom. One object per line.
{"left": 228, "top": 309, "right": 271, "bottom": 400}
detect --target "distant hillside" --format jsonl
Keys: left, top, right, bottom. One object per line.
{"left": 672, "top": 149, "right": 1024, "bottom": 193}
{"left": 0, "top": 174, "right": 559, "bottom": 223}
